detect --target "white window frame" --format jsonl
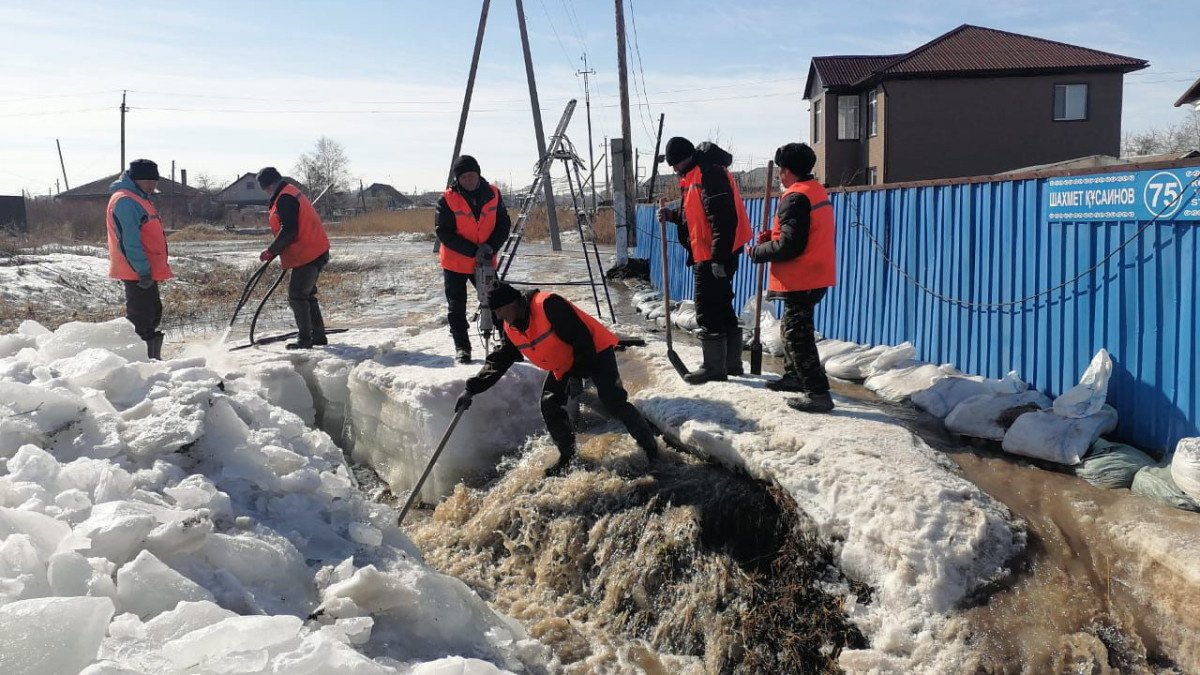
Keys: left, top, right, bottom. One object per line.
{"left": 866, "top": 167, "right": 878, "bottom": 185}
{"left": 1053, "top": 84, "right": 1088, "bottom": 121}
{"left": 838, "top": 95, "right": 860, "bottom": 140}
{"left": 813, "top": 99, "right": 822, "bottom": 144}
{"left": 868, "top": 89, "right": 878, "bottom": 137}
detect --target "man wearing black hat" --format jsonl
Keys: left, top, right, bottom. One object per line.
{"left": 106, "top": 159, "right": 171, "bottom": 359}
{"left": 435, "top": 155, "right": 512, "bottom": 363}
{"left": 656, "top": 137, "right": 753, "bottom": 384}
{"left": 257, "top": 167, "right": 331, "bottom": 350}
{"left": 749, "top": 143, "right": 837, "bottom": 413}
{"left": 455, "top": 283, "right": 659, "bottom": 476}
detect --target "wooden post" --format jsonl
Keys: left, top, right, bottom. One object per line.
{"left": 577, "top": 55, "right": 598, "bottom": 213}
{"left": 119, "top": 91, "right": 127, "bottom": 172}
{"left": 515, "top": 0, "right": 562, "bottom": 251}
{"left": 447, "top": 0, "right": 491, "bottom": 188}
{"left": 614, "top": 0, "right": 635, "bottom": 262}
{"left": 56, "top": 139, "right": 69, "bottom": 190}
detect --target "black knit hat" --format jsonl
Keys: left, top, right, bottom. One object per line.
{"left": 773, "top": 143, "right": 816, "bottom": 177}
{"left": 452, "top": 155, "right": 481, "bottom": 178}
{"left": 664, "top": 137, "right": 695, "bottom": 166}
{"left": 256, "top": 167, "right": 283, "bottom": 189}
{"left": 128, "top": 159, "right": 159, "bottom": 181}
{"left": 487, "top": 282, "right": 522, "bottom": 309}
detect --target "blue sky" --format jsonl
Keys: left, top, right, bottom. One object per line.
{"left": 1, "top": 0, "right": 1196, "bottom": 197}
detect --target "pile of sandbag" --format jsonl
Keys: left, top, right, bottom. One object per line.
{"left": 1129, "top": 438, "right": 1200, "bottom": 512}
{"left": 860, "top": 342, "right": 959, "bottom": 402}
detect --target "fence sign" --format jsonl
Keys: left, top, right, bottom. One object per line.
{"left": 1045, "top": 167, "right": 1200, "bottom": 222}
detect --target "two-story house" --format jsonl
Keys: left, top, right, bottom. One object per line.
{"left": 804, "top": 25, "right": 1148, "bottom": 186}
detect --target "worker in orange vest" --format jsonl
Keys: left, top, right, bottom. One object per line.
{"left": 106, "top": 159, "right": 171, "bottom": 360}
{"left": 749, "top": 143, "right": 837, "bottom": 413}
{"left": 456, "top": 283, "right": 659, "bottom": 476}
{"left": 656, "top": 137, "right": 753, "bottom": 384}
{"left": 435, "top": 155, "right": 512, "bottom": 363}
{"left": 256, "top": 167, "right": 331, "bottom": 350}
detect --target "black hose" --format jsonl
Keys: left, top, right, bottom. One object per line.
{"left": 248, "top": 268, "right": 288, "bottom": 345}
{"left": 228, "top": 261, "right": 271, "bottom": 328}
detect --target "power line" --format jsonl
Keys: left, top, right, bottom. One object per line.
{"left": 625, "top": 0, "right": 659, "bottom": 145}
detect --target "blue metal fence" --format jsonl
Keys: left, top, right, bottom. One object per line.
{"left": 635, "top": 164, "right": 1200, "bottom": 453}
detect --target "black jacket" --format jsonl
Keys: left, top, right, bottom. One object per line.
{"left": 435, "top": 179, "right": 512, "bottom": 259}
{"left": 675, "top": 142, "right": 740, "bottom": 267}
{"left": 267, "top": 182, "right": 302, "bottom": 256}
{"left": 751, "top": 175, "right": 819, "bottom": 299}
{"left": 465, "top": 290, "right": 599, "bottom": 394}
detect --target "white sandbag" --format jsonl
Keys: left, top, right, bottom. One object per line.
{"left": 631, "top": 289, "right": 661, "bottom": 304}
{"left": 865, "top": 342, "right": 918, "bottom": 377}
{"left": 944, "top": 390, "right": 1053, "bottom": 441}
{"left": 673, "top": 301, "right": 700, "bottom": 332}
{"left": 865, "top": 363, "right": 958, "bottom": 403}
{"left": 825, "top": 345, "right": 889, "bottom": 381}
{"left": 1001, "top": 406, "right": 1119, "bottom": 466}
{"left": 913, "top": 371, "right": 1028, "bottom": 419}
{"left": 1170, "top": 437, "right": 1200, "bottom": 500}
{"left": 738, "top": 299, "right": 784, "bottom": 357}
{"left": 1131, "top": 465, "right": 1200, "bottom": 513}
{"left": 1072, "top": 439, "right": 1156, "bottom": 489}
{"left": 1053, "top": 348, "right": 1113, "bottom": 418}
{"left": 816, "top": 339, "right": 861, "bottom": 365}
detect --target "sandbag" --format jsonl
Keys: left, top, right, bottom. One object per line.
{"left": 1170, "top": 437, "right": 1200, "bottom": 500}
{"left": 865, "top": 363, "right": 958, "bottom": 403}
{"left": 1001, "top": 406, "right": 1118, "bottom": 465}
{"left": 817, "top": 339, "right": 861, "bottom": 365}
{"left": 673, "top": 301, "right": 700, "bottom": 332}
{"left": 631, "top": 289, "right": 661, "bottom": 304}
{"left": 1072, "top": 438, "right": 1156, "bottom": 489}
{"left": 864, "top": 342, "right": 918, "bottom": 377}
{"left": 738, "top": 299, "right": 785, "bottom": 357}
{"left": 912, "top": 372, "right": 1027, "bottom": 418}
{"left": 1131, "top": 465, "right": 1200, "bottom": 513}
{"left": 825, "top": 345, "right": 889, "bottom": 381}
{"left": 944, "top": 390, "right": 1053, "bottom": 441}
{"left": 1053, "top": 348, "right": 1113, "bottom": 419}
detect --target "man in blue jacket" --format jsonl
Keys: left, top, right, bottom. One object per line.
{"left": 106, "top": 159, "right": 172, "bottom": 359}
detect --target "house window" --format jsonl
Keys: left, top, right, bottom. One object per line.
{"left": 868, "top": 89, "right": 878, "bottom": 137}
{"left": 838, "top": 96, "right": 859, "bottom": 140}
{"left": 813, "top": 100, "right": 822, "bottom": 144}
{"left": 867, "top": 167, "right": 878, "bottom": 185}
{"left": 1054, "top": 84, "right": 1088, "bottom": 121}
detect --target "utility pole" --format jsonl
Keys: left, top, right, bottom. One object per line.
{"left": 171, "top": 160, "right": 176, "bottom": 183}
{"left": 119, "top": 90, "right": 128, "bottom": 172}
{"left": 602, "top": 136, "right": 610, "bottom": 202}
{"left": 576, "top": 54, "right": 598, "bottom": 214}
{"left": 447, "top": 0, "right": 491, "bottom": 187}
{"left": 613, "top": 0, "right": 635, "bottom": 264}
{"left": 515, "top": 0, "right": 562, "bottom": 250}
{"left": 56, "top": 139, "right": 70, "bottom": 190}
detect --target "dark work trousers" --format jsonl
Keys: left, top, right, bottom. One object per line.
{"left": 122, "top": 280, "right": 163, "bottom": 341}
{"left": 540, "top": 347, "right": 656, "bottom": 454}
{"left": 288, "top": 251, "right": 329, "bottom": 340}
{"left": 781, "top": 288, "right": 830, "bottom": 394}
{"left": 443, "top": 269, "right": 476, "bottom": 352}
{"left": 692, "top": 254, "right": 741, "bottom": 334}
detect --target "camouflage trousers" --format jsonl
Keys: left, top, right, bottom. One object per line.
{"left": 780, "top": 288, "right": 830, "bottom": 394}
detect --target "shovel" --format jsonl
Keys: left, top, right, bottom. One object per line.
{"left": 658, "top": 198, "right": 690, "bottom": 378}
{"left": 749, "top": 161, "right": 774, "bottom": 375}
{"left": 397, "top": 408, "right": 466, "bottom": 526}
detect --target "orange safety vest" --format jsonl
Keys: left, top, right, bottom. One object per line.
{"left": 106, "top": 189, "right": 173, "bottom": 281}
{"left": 680, "top": 165, "right": 752, "bottom": 263}
{"left": 440, "top": 185, "right": 500, "bottom": 274}
{"left": 269, "top": 184, "right": 330, "bottom": 269}
{"left": 767, "top": 179, "right": 837, "bottom": 292}
{"left": 503, "top": 292, "right": 620, "bottom": 380}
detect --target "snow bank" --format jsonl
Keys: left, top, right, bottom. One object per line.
{"left": 0, "top": 320, "right": 548, "bottom": 673}
{"left": 631, "top": 339, "right": 1026, "bottom": 673}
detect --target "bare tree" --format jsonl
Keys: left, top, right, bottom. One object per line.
{"left": 191, "top": 172, "right": 222, "bottom": 194}
{"left": 1122, "top": 110, "right": 1200, "bottom": 156}
{"left": 295, "top": 137, "right": 351, "bottom": 197}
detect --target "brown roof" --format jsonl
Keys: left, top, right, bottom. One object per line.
{"left": 1176, "top": 75, "right": 1200, "bottom": 107}
{"left": 58, "top": 173, "right": 203, "bottom": 200}
{"left": 806, "top": 24, "right": 1147, "bottom": 98}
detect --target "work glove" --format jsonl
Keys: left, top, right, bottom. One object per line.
{"left": 454, "top": 391, "right": 473, "bottom": 413}
{"left": 756, "top": 229, "right": 772, "bottom": 245}
{"left": 566, "top": 377, "right": 584, "bottom": 398}
{"left": 259, "top": 249, "right": 276, "bottom": 262}
{"left": 656, "top": 207, "right": 678, "bottom": 224}
{"left": 711, "top": 262, "right": 728, "bottom": 279}
{"left": 136, "top": 275, "right": 155, "bottom": 290}
{"left": 476, "top": 244, "right": 493, "bottom": 260}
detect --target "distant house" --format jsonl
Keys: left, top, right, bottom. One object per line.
{"left": 360, "top": 183, "right": 413, "bottom": 210}
{"left": 216, "top": 172, "right": 305, "bottom": 208}
{"left": 57, "top": 173, "right": 209, "bottom": 225}
{"left": 804, "top": 24, "right": 1149, "bottom": 186}
{"left": 1177, "top": 75, "right": 1200, "bottom": 110}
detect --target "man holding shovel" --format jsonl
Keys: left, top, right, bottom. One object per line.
{"left": 749, "top": 143, "right": 837, "bottom": 413}
{"left": 656, "top": 137, "right": 753, "bottom": 384}
{"left": 455, "top": 283, "right": 659, "bottom": 476}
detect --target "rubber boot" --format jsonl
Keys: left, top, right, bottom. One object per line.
{"left": 684, "top": 332, "right": 728, "bottom": 385}
{"left": 451, "top": 330, "right": 472, "bottom": 364}
{"left": 310, "top": 302, "right": 327, "bottom": 346}
{"left": 146, "top": 332, "right": 164, "bottom": 361}
{"left": 725, "top": 330, "right": 745, "bottom": 376}
{"left": 787, "top": 391, "right": 835, "bottom": 413}
{"left": 546, "top": 444, "right": 576, "bottom": 477}
{"left": 287, "top": 299, "right": 314, "bottom": 350}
